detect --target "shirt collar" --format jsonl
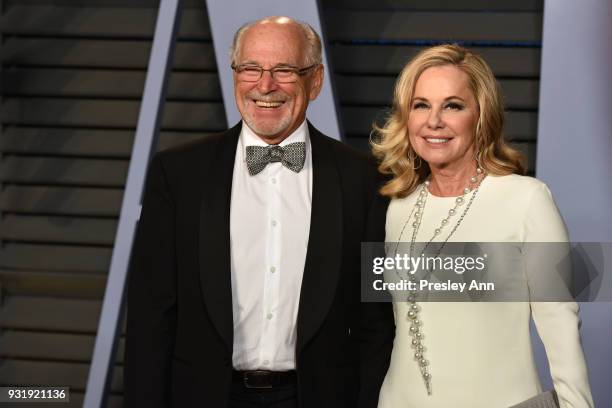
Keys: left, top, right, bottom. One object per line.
{"left": 239, "top": 120, "right": 309, "bottom": 153}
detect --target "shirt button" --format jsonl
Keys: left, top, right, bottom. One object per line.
{"left": 271, "top": 220, "right": 277, "bottom": 227}
{"left": 263, "top": 360, "right": 270, "bottom": 365}
{"left": 267, "top": 313, "right": 273, "bottom": 320}
{"left": 271, "top": 178, "right": 277, "bottom": 184}
{"left": 270, "top": 266, "right": 276, "bottom": 273}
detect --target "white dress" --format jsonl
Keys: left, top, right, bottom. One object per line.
{"left": 377, "top": 174, "right": 594, "bottom": 408}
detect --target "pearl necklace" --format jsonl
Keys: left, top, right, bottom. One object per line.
{"left": 394, "top": 167, "right": 485, "bottom": 396}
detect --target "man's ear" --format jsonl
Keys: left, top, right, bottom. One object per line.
{"left": 308, "top": 64, "right": 324, "bottom": 101}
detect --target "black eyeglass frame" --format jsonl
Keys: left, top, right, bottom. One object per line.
{"left": 231, "top": 63, "right": 318, "bottom": 82}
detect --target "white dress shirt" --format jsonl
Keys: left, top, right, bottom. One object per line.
{"left": 229, "top": 120, "right": 312, "bottom": 370}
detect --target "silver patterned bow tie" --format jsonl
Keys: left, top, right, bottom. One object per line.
{"left": 245, "top": 142, "right": 306, "bottom": 176}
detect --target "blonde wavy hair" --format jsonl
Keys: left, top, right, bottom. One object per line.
{"left": 371, "top": 44, "right": 526, "bottom": 198}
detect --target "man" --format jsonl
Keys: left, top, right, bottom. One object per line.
{"left": 124, "top": 16, "right": 394, "bottom": 408}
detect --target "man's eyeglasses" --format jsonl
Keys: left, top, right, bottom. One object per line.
{"left": 231, "top": 63, "right": 317, "bottom": 83}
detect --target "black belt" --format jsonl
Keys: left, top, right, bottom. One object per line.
{"left": 232, "top": 370, "right": 297, "bottom": 389}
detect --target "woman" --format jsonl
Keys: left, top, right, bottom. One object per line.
{"left": 371, "top": 45, "right": 593, "bottom": 408}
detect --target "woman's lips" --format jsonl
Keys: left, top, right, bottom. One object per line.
{"left": 423, "top": 136, "right": 452, "bottom": 144}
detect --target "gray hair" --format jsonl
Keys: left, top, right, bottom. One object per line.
{"left": 230, "top": 16, "right": 322, "bottom": 67}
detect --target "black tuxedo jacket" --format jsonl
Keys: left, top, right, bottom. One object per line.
{"left": 124, "top": 123, "right": 394, "bottom": 408}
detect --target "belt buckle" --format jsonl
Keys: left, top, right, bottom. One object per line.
{"left": 243, "top": 370, "right": 273, "bottom": 389}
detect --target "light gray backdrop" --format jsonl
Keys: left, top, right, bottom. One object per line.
{"left": 536, "top": 0, "right": 612, "bottom": 406}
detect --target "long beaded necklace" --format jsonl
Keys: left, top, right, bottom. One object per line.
{"left": 393, "top": 167, "right": 485, "bottom": 396}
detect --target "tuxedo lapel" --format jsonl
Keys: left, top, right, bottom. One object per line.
{"left": 198, "top": 123, "right": 241, "bottom": 353}
{"left": 198, "top": 122, "right": 344, "bottom": 356}
{"left": 296, "top": 124, "right": 344, "bottom": 355}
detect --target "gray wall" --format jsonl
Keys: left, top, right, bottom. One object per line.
{"left": 536, "top": 0, "right": 612, "bottom": 405}
{"left": 0, "top": 1, "right": 220, "bottom": 406}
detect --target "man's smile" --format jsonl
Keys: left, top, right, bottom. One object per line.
{"left": 254, "top": 100, "right": 285, "bottom": 108}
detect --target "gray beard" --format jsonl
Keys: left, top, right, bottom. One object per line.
{"left": 243, "top": 112, "right": 292, "bottom": 139}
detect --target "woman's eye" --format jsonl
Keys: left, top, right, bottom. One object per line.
{"left": 412, "top": 102, "right": 428, "bottom": 109}
{"left": 445, "top": 102, "right": 464, "bottom": 110}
